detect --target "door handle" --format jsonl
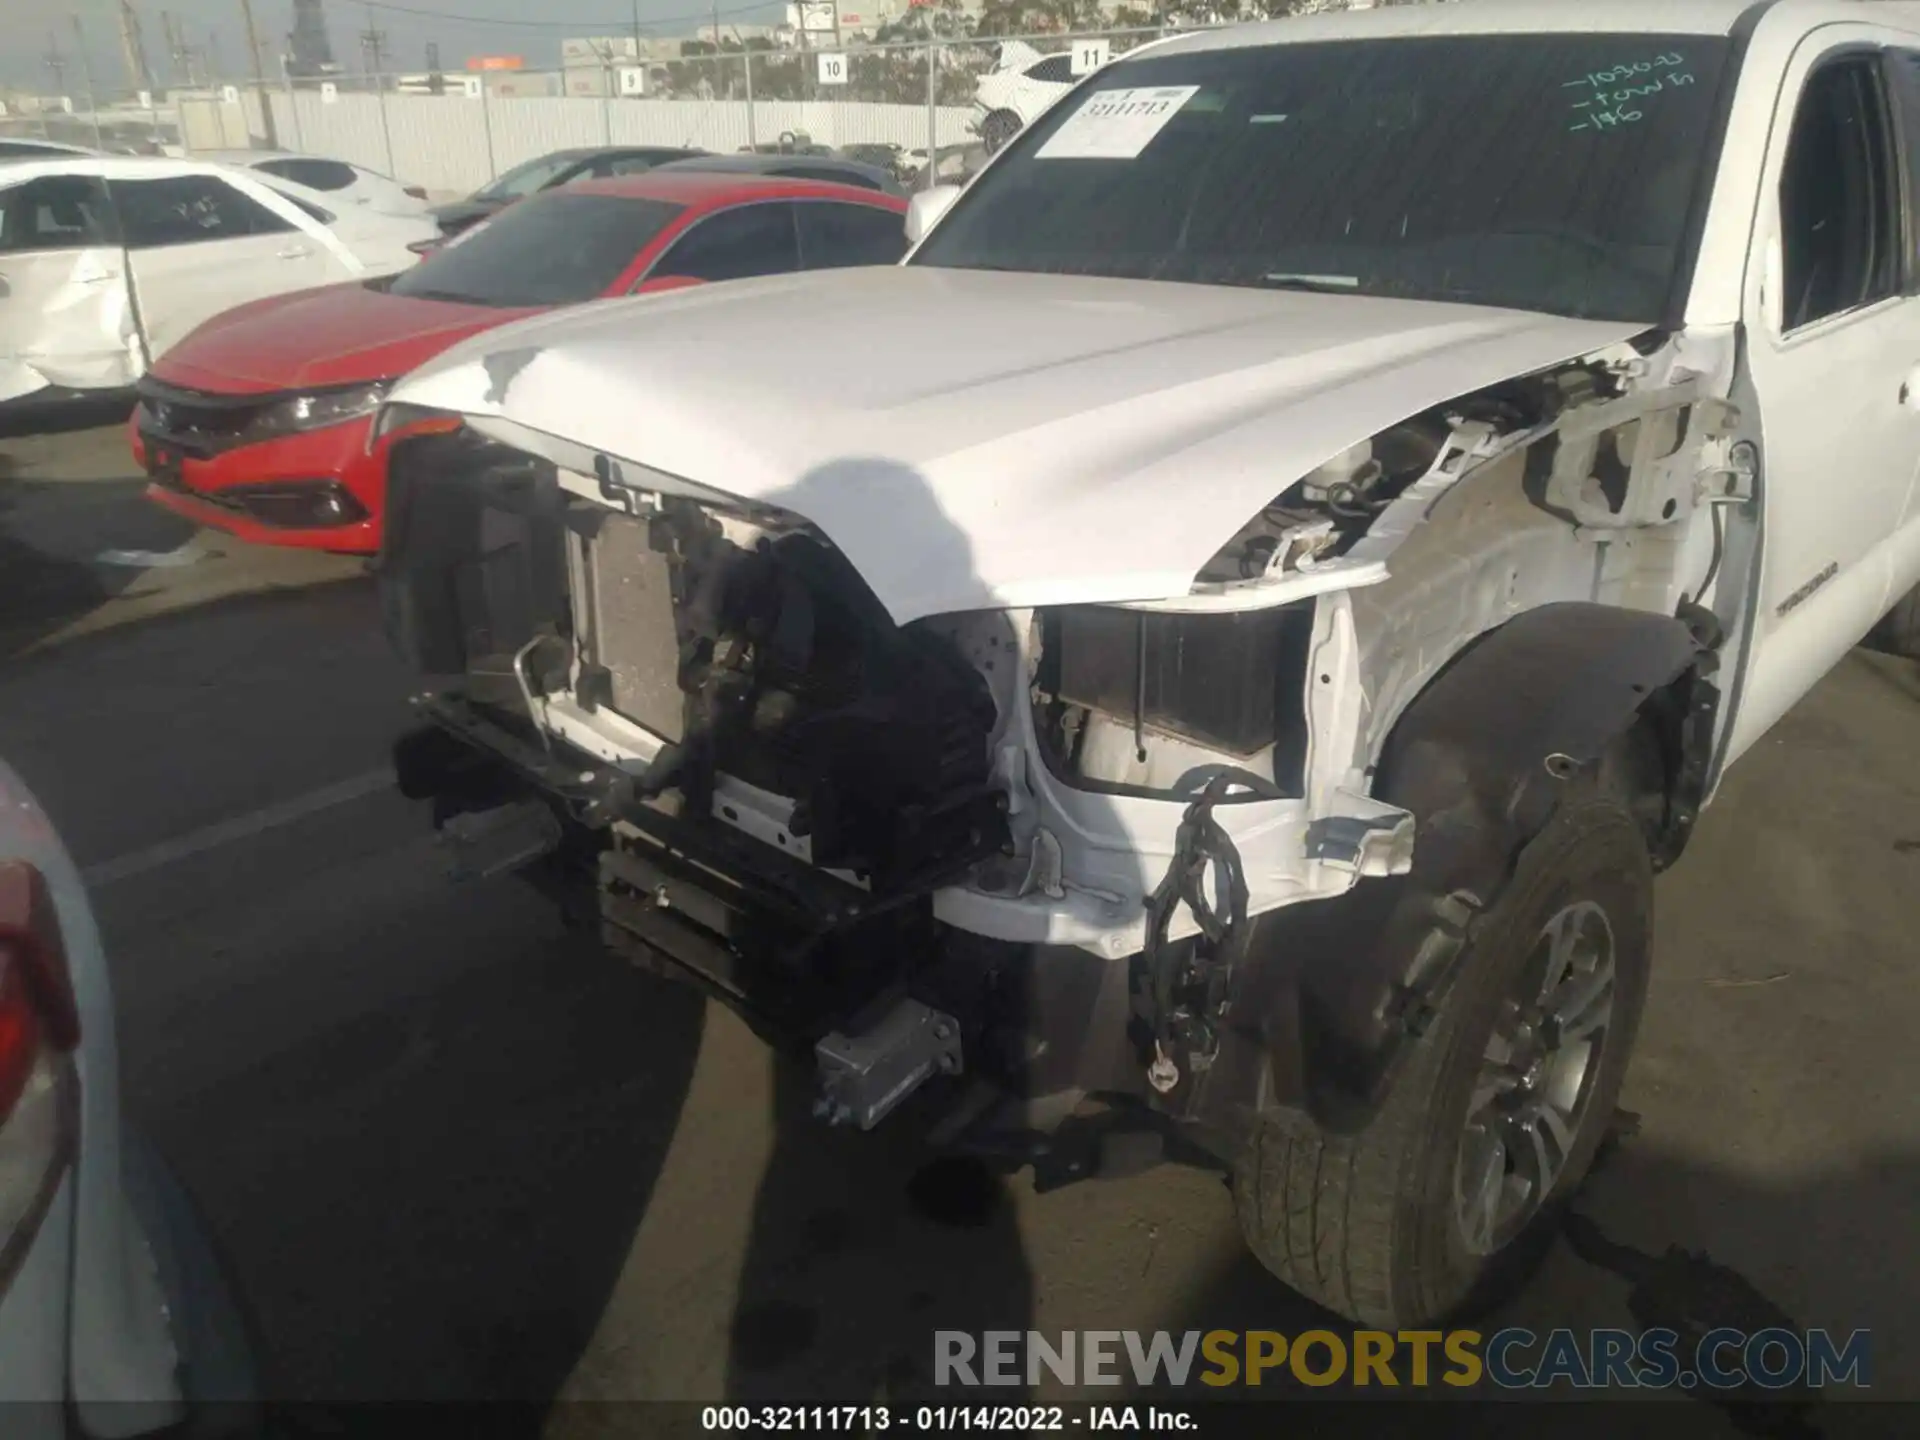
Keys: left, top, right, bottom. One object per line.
{"left": 276, "top": 244, "right": 312, "bottom": 260}
{"left": 1902, "top": 365, "right": 1920, "bottom": 409}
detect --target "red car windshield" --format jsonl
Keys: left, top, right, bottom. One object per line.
{"left": 390, "top": 193, "right": 686, "bottom": 307}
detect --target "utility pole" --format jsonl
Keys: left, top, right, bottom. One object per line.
{"left": 118, "top": 0, "right": 155, "bottom": 94}
{"left": 161, "top": 12, "right": 200, "bottom": 87}
{"left": 44, "top": 32, "right": 68, "bottom": 94}
{"left": 631, "top": 0, "right": 642, "bottom": 53}
{"left": 69, "top": 17, "right": 106, "bottom": 149}
{"left": 360, "top": 5, "right": 396, "bottom": 177}
{"left": 42, "top": 33, "right": 68, "bottom": 138}
{"left": 160, "top": 11, "right": 181, "bottom": 85}
{"left": 237, "top": 0, "right": 280, "bottom": 144}
{"left": 359, "top": 7, "right": 390, "bottom": 77}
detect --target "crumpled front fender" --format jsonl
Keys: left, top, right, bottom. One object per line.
{"left": 1191, "top": 602, "right": 1704, "bottom": 1141}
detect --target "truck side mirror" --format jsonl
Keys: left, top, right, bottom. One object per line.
{"left": 905, "top": 185, "right": 962, "bottom": 246}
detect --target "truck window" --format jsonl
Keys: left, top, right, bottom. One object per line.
{"left": 1779, "top": 57, "right": 1900, "bottom": 330}
{"left": 913, "top": 33, "right": 1732, "bottom": 323}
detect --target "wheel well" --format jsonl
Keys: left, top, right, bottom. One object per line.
{"left": 1599, "top": 683, "right": 1687, "bottom": 866}
{"left": 1186, "top": 604, "right": 1711, "bottom": 1140}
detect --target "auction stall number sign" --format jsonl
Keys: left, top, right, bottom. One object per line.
{"left": 1072, "top": 39, "right": 1111, "bottom": 75}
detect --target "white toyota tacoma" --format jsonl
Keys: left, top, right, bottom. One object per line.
{"left": 372, "top": 0, "right": 1920, "bottom": 1328}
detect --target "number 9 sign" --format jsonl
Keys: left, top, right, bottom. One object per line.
{"left": 817, "top": 52, "right": 848, "bottom": 86}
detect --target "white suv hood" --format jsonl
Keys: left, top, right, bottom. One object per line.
{"left": 388, "top": 267, "right": 1645, "bottom": 623}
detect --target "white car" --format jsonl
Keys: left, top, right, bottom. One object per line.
{"left": 968, "top": 41, "right": 1077, "bottom": 153}
{"left": 192, "top": 149, "right": 431, "bottom": 219}
{"left": 0, "top": 155, "right": 435, "bottom": 408}
{"left": 374, "top": 0, "right": 1920, "bottom": 1335}
{"left": 0, "top": 758, "right": 253, "bottom": 1431}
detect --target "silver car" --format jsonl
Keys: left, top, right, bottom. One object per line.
{"left": 0, "top": 757, "right": 252, "bottom": 1433}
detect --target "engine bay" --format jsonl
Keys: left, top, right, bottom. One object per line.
{"left": 379, "top": 429, "right": 1011, "bottom": 902}
{"left": 571, "top": 497, "right": 1009, "bottom": 888}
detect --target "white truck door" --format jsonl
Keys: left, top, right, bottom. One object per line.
{"left": 0, "top": 171, "right": 138, "bottom": 402}
{"left": 1727, "top": 37, "right": 1920, "bottom": 763}
{"left": 1884, "top": 49, "right": 1920, "bottom": 603}
{"left": 109, "top": 170, "right": 340, "bottom": 363}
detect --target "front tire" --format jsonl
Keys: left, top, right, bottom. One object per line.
{"left": 1233, "top": 796, "right": 1652, "bottom": 1327}
{"left": 980, "top": 109, "right": 1023, "bottom": 155}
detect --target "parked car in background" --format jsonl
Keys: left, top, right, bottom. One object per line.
{"left": 657, "top": 150, "right": 906, "bottom": 196}
{"left": 835, "top": 142, "right": 907, "bottom": 179}
{"left": 193, "top": 150, "right": 430, "bottom": 217}
{"left": 0, "top": 157, "right": 433, "bottom": 415}
{"left": 0, "top": 139, "right": 102, "bottom": 161}
{"left": 907, "top": 142, "right": 989, "bottom": 191}
{"left": 0, "top": 756, "right": 254, "bottom": 1433}
{"left": 135, "top": 172, "right": 909, "bottom": 552}
{"left": 970, "top": 40, "right": 1077, "bottom": 153}
{"left": 429, "top": 146, "right": 708, "bottom": 236}
{"left": 740, "top": 133, "right": 834, "bottom": 157}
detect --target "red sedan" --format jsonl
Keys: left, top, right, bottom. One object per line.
{"left": 133, "top": 172, "right": 909, "bottom": 552}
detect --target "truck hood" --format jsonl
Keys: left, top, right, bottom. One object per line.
{"left": 388, "top": 267, "right": 1646, "bottom": 624}
{"left": 152, "top": 281, "right": 535, "bottom": 395}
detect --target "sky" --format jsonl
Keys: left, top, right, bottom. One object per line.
{"left": 1, "top": 0, "right": 790, "bottom": 90}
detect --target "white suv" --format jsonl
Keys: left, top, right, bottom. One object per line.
{"left": 373, "top": 0, "right": 1920, "bottom": 1328}
{"left": 968, "top": 42, "right": 1077, "bottom": 153}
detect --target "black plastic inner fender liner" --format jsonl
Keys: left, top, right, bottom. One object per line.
{"left": 1175, "top": 602, "right": 1707, "bottom": 1144}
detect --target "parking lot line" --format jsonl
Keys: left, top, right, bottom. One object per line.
{"left": 82, "top": 768, "right": 394, "bottom": 889}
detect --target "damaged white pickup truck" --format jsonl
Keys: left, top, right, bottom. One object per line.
{"left": 373, "top": 0, "right": 1920, "bottom": 1327}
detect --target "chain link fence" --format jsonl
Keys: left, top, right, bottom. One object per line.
{"left": 4, "top": 25, "right": 1204, "bottom": 198}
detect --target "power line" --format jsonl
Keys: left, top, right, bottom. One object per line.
{"left": 359, "top": 0, "right": 774, "bottom": 32}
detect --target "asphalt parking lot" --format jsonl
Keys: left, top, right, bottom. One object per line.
{"left": 3, "top": 420, "right": 1918, "bottom": 1435}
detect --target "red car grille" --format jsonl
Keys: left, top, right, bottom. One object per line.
{"left": 135, "top": 379, "right": 279, "bottom": 458}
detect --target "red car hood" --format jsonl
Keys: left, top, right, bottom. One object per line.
{"left": 150, "top": 281, "right": 540, "bottom": 395}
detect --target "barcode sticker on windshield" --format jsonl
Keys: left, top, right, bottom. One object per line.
{"left": 1034, "top": 85, "right": 1200, "bottom": 160}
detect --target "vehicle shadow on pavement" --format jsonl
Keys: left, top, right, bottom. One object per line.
{"left": 532, "top": 460, "right": 1041, "bottom": 1429}
{"left": 0, "top": 390, "right": 138, "bottom": 442}
{"left": 713, "top": 460, "right": 1041, "bottom": 1406}
{"left": 1145, "top": 1132, "right": 1917, "bottom": 1431}
{"left": 721, "top": 1060, "right": 1036, "bottom": 1404}
{"left": 0, "top": 476, "right": 183, "bottom": 657}
{"left": 142, "top": 915, "right": 709, "bottom": 1420}
{"left": 0, "top": 423, "right": 367, "bottom": 660}
{"left": 0, "top": 408, "right": 202, "bottom": 656}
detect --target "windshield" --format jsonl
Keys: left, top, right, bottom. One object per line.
{"left": 475, "top": 152, "right": 583, "bottom": 202}
{"left": 389, "top": 193, "right": 684, "bottom": 307}
{"left": 912, "top": 34, "right": 1732, "bottom": 322}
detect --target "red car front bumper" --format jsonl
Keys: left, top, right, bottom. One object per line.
{"left": 133, "top": 411, "right": 389, "bottom": 554}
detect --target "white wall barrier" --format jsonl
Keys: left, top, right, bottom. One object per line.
{"left": 239, "top": 91, "right": 977, "bottom": 193}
